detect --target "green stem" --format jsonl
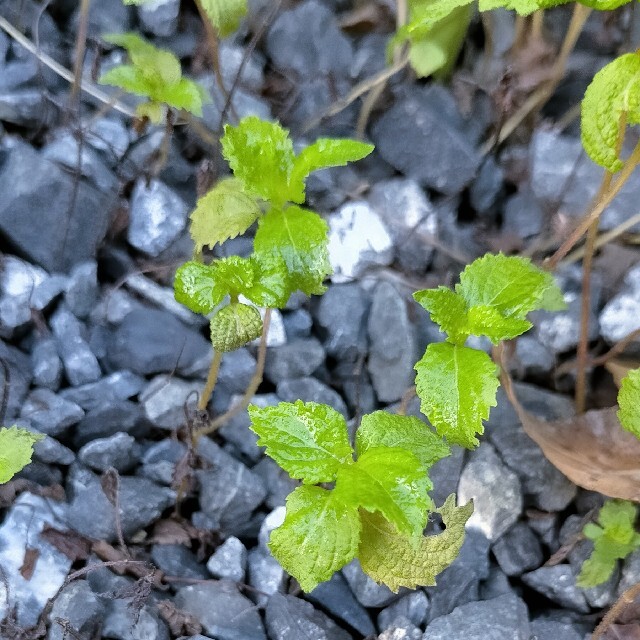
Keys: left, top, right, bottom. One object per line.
{"left": 198, "top": 349, "right": 223, "bottom": 412}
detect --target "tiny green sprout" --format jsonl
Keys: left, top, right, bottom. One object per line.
{"left": 0, "top": 426, "right": 45, "bottom": 484}
{"left": 99, "top": 32, "right": 210, "bottom": 123}
{"left": 249, "top": 402, "right": 471, "bottom": 592}
{"left": 578, "top": 500, "right": 640, "bottom": 588}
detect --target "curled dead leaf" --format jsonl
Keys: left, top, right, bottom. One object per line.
{"left": 606, "top": 359, "right": 640, "bottom": 389}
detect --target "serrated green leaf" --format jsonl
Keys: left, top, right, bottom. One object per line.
{"left": 210, "top": 302, "right": 262, "bottom": 352}
{"left": 466, "top": 305, "right": 532, "bottom": 344}
{"left": 599, "top": 499, "right": 638, "bottom": 534}
{"left": 356, "top": 412, "right": 450, "bottom": 471}
{"left": 457, "top": 253, "right": 565, "bottom": 320}
{"left": 221, "top": 117, "right": 295, "bottom": 205}
{"left": 269, "top": 486, "right": 360, "bottom": 592}
{"left": 0, "top": 427, "right": 45, "bottom": 484}
{"left": 160, "top": 78, "right": 208, "bottom": 116}
{"left": 397, "top": 0, "right": 473, "bottom": 44}
{"left": 245, "top": 254, "right": 291, "bottom": 309}
{"left": 358, "top": 494, "right": 473, "bottom": 591}
{"left": 478, "top": 0, "right": 540, "bottom": 14}
{"left": 335, "top": 447, "right": 431, "bottom": 538}
{"left": 99, "top": 65, "right": 152, "bottom": 96}
{"left": 200, "top": 0, "right": 247, "bottom": 37}
{"left": 415, "top": 342, "right": 499, "bottom": 449}
{"left": 578, "top": 0, "right": 633, "bottom": 11}
{"left": 618, "top": 368, "right": 640, "bottom": 440}
{"left": 414, "top": 287, "right": 470, "bottom": 344}
{"left": 577, "top": 553, "right": 617, "bottom": 589}
{"left": 254, "top": 206, "right": 330, "bottom": 297}
{"left": 248, "top": 401, "right": 353, "bottom": 484}
{"left": 287, "top": 139, "right": 374, "bottom": 203}
{"left": 581, "top": 52, "right": 640, "bottom": 172}
{"left": 189, "top": 178, "right": 262, "bottom": 253}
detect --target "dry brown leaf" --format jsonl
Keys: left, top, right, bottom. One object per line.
{"left": 606, "top": 359, "right": 640, "bottom": 389}
{"left": 19, "top": 547, "right": 39, "bottom": 580}
{"left": 41, "top": 525, "right": 92, "bottom": 562}
{"left": 149, "top": 519, "right": 194, "bottom": 546}
{"left": 157, "top": 601, "right": 203, "bottom": 636}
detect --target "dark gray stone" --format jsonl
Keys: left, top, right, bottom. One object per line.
{"left": 0, "top": 494, "right": 71, "bottom": 628}
{"left": 264, "top": 338, "right": 325, "bottom": 383}
{"left": 378, "top": 591, "right": 430, "bottom": 632}
{"left": 207, "top": 536, "right": 247, "bottom": 582}
{"left": 458, "top": 443, "right": 522, "bottom": 542}
{"left": 368, "top": 282, "right": 417, "bottom": 403}
{"left": 427, "top": 446, "right": 465, "bottom": 509}
{"left": 307, "top": 572, "right": 375, "bottom": 637}
{"left": 101, "top": 600, "right": 169, "bottom": 640}
{"left": 216, "top": 347, "right": 257, "bottom": 394}
{"left": 502, "top": 191, "right": 543, "bottom": 239}
{"left": 369, "top": 178, "right": 438, "bottom": 272}
{"left": 247, "top": 547, "right": 287, "bottom": 606}
{"left": 342, "top": 560, "right": 398, "bottom": 608}
{"left": 127, "top": 179, "right": 188, "bottom": 257}
{"left": 521, "top": 566, "right": 589, "bottom": 613}
{"left": 277, "top": 377, "right": 348, "bottom": 416}
{"left": 379, "top": 619, "right": 423, "bottom": 640}
{"left": 252, "top": 456, "right": 299, "bottom": 509}
{"left": 77, "top": 432, "right": 138, "bottom": 472}
{"left": 0, "top": 89, "right": 51, "bottom": 127}
{"left": 151, "top": 544, "right": 209, "bottom": 579}
{"left": 137, "top": 0, "right": 180, "bottom": 36}
{"left": 422, "top": 594, "right": 530, "bottom": 640}
{"left": 0, "top": 339, "right": 32, "bottom": 419}
{"left": 0, "top": 143, "right": 113, "bottom": 271}
{"left": 59, "top": 370, "right": 145, "bottom": 411}
{"left": 480, "top": 566, "right": 515, "bottom": 601}
{"left": 265, "top": 593, "right": 352, "bottom": 640}
{"left": 266, "top": 0, "right": 353, "bottom": 76}
{"left": 72, "top": 400, "right": 146, "bottom": 447}
{"left": 107, "top": 308, "right": 211, "bottom": 376}
{"left": 31, "top": 338, "right": 63, "bottom": 390}
{"left": 470, "top": 156, "right": 504, "bottom": 214}
{"left": 50, "top": 307, "right": 102, "bottom": 386}
{"left": 197, "top": 439, "right": 267, "bottom": 533}
{"left": 140, "top": 375, "right": 200, "bottom": 429}
{"left": 66, "top": 465, "right": 175, "bottom": 542}
{"left": 511, "top": 335, "right": 555, "bottom": 377}
{"left": 20, "top": 388, "right": 84, "bottom": 436}
{"left": 316, "top": 283, "right": 369, "bottom": 360}
{"left": 85, "top": 0, "right": 133, "bottom": 34}
{"left": 492, "top": 522, "right": 543, "bottom": 577}
{"left": 283, "top": 308, "right": 312, "bottom": 339}
{"left": 372, "top": 86, "right": 481, "bottom": 195}
{"left": 47, "top": 581, "right": 104, "bottom": 640}
{"left": 529, "top": 620, "right": 583, "bottom": 640}
{"left": 31, "top": 428, "right": 75, "bottom": 465}
{"left": 85, "top": 116, "right": 130, "bottom": 163}
{"left": 64, "top": 260, "right": 99, "bottom": 319}
{"left": 140, "top": 439, "right": 187, "bottom": 485}
{"left": 175, "top": 582, "right": 266, "bottom": 640}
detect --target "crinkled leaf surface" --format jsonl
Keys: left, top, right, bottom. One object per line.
{"left": 287, "top": 139, "right": 374, "bottom": 203}
{"left": 581, "top": 52, "right": 640, "bottom": 172}
{"left": 478, "top": 0, "right": 540, "bottom": 14}
{"left": 200, "top": 0, "right": 247, "bottom": 37}
{"left": 269, "top": 486, "right": 360, "bottom": 592}
{"left": 0, "top": 427, "right": 44, "bottom": 484}
{"left": 221, "top": 117, "right": 295, "bottom": 205}
{"left": 335, "top": 447, "right": 431, "bottom": 538}
{"left": 457, "top": 253, "right": 565, "bottom": 319}
{"left": 245, "top": 254, "right": 291, "bottom": 309}
{"left": 358, "top": 494, "right": 473, "bottom": 591}
{"left": 415, "top": 342, "right": 499, "bottom": 449}
{"left": 618, "top": 368, "right": 640, "bottom": 440}
{"left": 466, "top": 305, "right": 533, "bottom": 344}
{"left": 210, "top": 302, "right": 262, "bottom": 352}
{"left": 254, "top": 206, "right": 330, "bottom": 297}
{"left": 396, "top": 0, "right": 473, "bottom": 43}
{"left": 249, "top": 401, "right": 352, "bottom": 484}
{"left": 355, "top": 412, "right": 450, "bottom": 470}
{"left": 414, "top": 287, "right": 470, "bottom": 344}
{"left": 189, "top": 178, "right": 261, "bottom": 253}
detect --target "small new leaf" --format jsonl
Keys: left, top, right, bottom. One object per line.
{"left": 335, "top": 447, "right": 431, "bottom": 538}
{"left": 221, "top": 117, "right": 295, "bottom": 205}
{"left": 248, "top": 401, "right": 353, "bottom": 484}
{"left": 200, "top": 0, "right": 247, "bottom": 37}
{"left": 269, "top": 486, "right": 361, "bottom": 592}
{"left": 358, "top": 494, "right": 473, "bottom": 591}
{"left": 356, "top": 412, "right": 450, "bottom": 470}
{"left": 189, "top": 178, "right": 261, "bottom": 253}
{"left": 618, "top": 368, "right": 640, "bottom": 439}
{"left": 0, "top": 427, "right": 45, "bottom": 484}
{"left": 210, "top": 303, "right": 262, "bottom": 352}
{"left": 287, "top": 139, "right": 374, "bottom": 204}
{"left": 415, "top": 342, "right": 499, "bottom": 449}
{"left": 254, "top": 206, "right": 331, "bottom": 297}
{"left": 414, "top": 287, "right": 470, "bottom": 344}
{"left": 577, "top": 500, "right": 640, "bottom": 588}
{"left": 581, "top": 52, "right": 640, "bottom": 172}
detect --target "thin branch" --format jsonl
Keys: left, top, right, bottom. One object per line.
{"left": 198, "top": 350, "right": 223, "bottom": 411}
{"left": 592, "top": 581, "right": 640, "bottom": 640}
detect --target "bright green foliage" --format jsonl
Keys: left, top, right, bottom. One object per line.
{"left": 248, "top": 401, "right": 353, "bottom": 484}
{"left": 254, "top": 206, "right": 331, "bottom": 297}
{"left": 250, "top": 401, "right": 462, "bottom": 591}
{"left": 414, "top": 287, "right": 471, "bottom": 345}
{"left": 577, "top": 500, "right": 640, "bottom": 588}
{"left": 189, "top": 178, "right": 261, "bottom": 253}
{"left": 478, "top": 0, "right": 539, "bottom": 14}
{"left": 355, "top": 411, "right": 450, "bottom": 470}
{"left": 576, "top": 0, "right": 633, "bottom": 9}
{"left": 358, "top": 495, "right": 474, "bottom": 591}
{"left": 415, "top": 343, "right": 499, "bottom": 449}
{"left": 618, "top": 368, "right": 640, "bottom": 439}
{"left": 335, "top": 448, "right": 432, "bottom": 538}
{"left": 200, "top": 0, "right": 247, "bottom": 37}
{"left": 210, "top": 302, "right": 262, "bottom": 352}
{"left": 269, "top": 486, "right": 361, "bottom": 592}
{"left": 0, "top": 427, "right": 45, "bottom": 484}
{"left": 581, "top": 52, "right": 640, "bottom": 172}
{"left": 99, "top": 33, "right": 208, "bottom": 123}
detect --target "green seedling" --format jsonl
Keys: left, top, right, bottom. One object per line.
{"left": 0, "top": 427, "right": 44, "bottom": 484}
